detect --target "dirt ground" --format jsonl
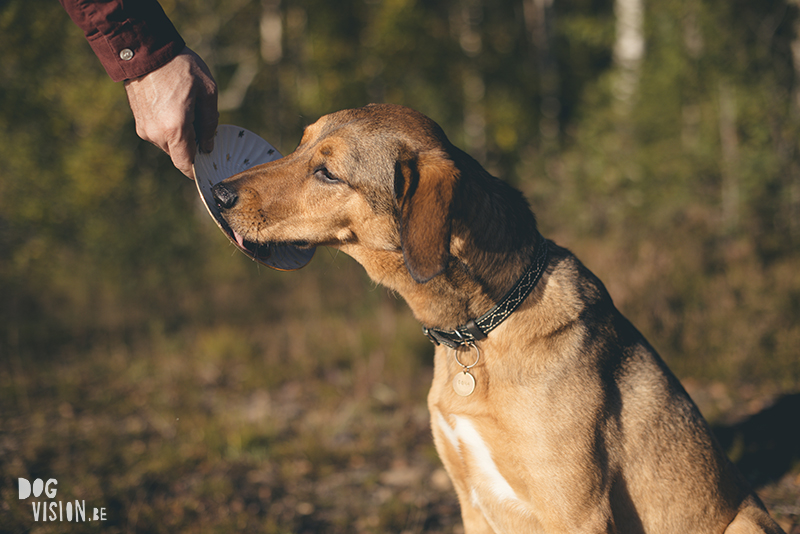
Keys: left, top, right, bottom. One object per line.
{"left": 2, "top": 326, "right": 798, "bottom": 533}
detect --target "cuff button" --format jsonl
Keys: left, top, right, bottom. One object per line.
{"left": 119, "top": 48, "right": 134, "bottom": 61}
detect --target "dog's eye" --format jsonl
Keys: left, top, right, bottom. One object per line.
{"left": 314, "top": 167, "right": 341, "bottom": 184}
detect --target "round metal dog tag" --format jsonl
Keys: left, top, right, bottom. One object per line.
{"left": 453, "top": 371, "right": 476, "bottom": 397}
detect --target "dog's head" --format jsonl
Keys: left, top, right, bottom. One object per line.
{"left": 212, "top": 104, "right": 461, "bottom": 283}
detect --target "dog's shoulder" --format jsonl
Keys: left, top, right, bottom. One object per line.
{"left": 519, "top": 241, "right": 664, "bottom": 370}
{"left": 536, "top": 241, "right": 616, "bottom": 325}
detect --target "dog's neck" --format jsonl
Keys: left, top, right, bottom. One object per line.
{"left": 344, "top": 169, "right": 541, "bottom": 332}
{"left": 431, "top": 181, "right": 540, "bottom": 330}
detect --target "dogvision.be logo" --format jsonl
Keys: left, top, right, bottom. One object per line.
{"left": 18, "top": 478, "right": 107, "bottom": 523}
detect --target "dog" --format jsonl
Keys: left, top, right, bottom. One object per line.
{"left": 211, "top": 104, "right": 784, "bottom": 533}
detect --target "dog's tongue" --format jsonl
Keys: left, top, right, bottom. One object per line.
{"left": 233, "top": 230, "right": 246, "bottom": 249}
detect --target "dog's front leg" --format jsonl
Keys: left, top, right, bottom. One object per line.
{"left": 429, "top": 407, "right": 493, "bottom": 533}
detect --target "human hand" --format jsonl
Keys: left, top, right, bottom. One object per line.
{"left": 124, "top": 47, "right": 218, "bottom": 179}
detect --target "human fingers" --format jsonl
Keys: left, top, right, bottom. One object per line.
{"left": 195, "top": 90, "right": 218, "bottom": 155}
{"left": 187, "top": 50, "right": 219, "bottom": 154}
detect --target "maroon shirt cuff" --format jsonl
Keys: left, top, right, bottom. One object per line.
{"left": 60, "top": 0, "right": 186, "bottom": 82}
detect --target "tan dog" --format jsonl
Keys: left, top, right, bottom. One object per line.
{"left": 212, "top": 104, "right": 784, "bottom": 533}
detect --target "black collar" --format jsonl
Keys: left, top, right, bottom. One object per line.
{"left": 422, "top": 234, "right": 549, "bottom": 349}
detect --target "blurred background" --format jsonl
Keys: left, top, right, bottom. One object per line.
{"left": 1, "top": 0, "right": 799, "bottom": 532}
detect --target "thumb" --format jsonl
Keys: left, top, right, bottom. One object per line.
{"left": 166, "top": 119, "right": 198, "bottom": 179}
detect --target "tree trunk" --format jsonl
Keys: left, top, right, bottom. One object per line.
{"left": 612, "top": 0, "right": 645, "bottom": 104}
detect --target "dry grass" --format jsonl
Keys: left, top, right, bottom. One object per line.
{"left": 1, "top": 249, "right": 798, "bottom": 533}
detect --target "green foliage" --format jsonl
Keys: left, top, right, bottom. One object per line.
{"left": 541, "top": 0, "right": 800, "bottom": 387}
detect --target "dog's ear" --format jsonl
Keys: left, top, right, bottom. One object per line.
{"left": 395, "top": 149, "right": 458, "bottom": 283}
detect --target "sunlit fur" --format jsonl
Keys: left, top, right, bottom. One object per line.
{"left": 216, "top": 104, "right": 783, "bottom": 534}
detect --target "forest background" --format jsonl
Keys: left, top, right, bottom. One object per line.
{"left": 1, "top": 0, "right": 799, "bottom": 532}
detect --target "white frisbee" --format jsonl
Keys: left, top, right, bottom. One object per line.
{"left": 194, "top": 125, "right": 315, "bottom": 271}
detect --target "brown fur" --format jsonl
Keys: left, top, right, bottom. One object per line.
{"left": 213, "top": 104, "right": 784, "bottom": 534}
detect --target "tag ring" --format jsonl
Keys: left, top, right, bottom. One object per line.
{"left": 453, "top": 341, "right": 480, "bottom": 370}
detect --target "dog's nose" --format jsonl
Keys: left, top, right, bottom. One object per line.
{"left": 212, "top": 182, "right": 239, "bottom": 210}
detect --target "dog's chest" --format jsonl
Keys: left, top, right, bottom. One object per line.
{"left": 434, "top": 411, "right": 519, "bottom": 501}
{"left": 429, "top": 407, "right": 546, "bottom": 532}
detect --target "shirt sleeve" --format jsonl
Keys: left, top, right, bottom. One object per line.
{"left": 59, "top": 0, "right": 186, "bottom": 82}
